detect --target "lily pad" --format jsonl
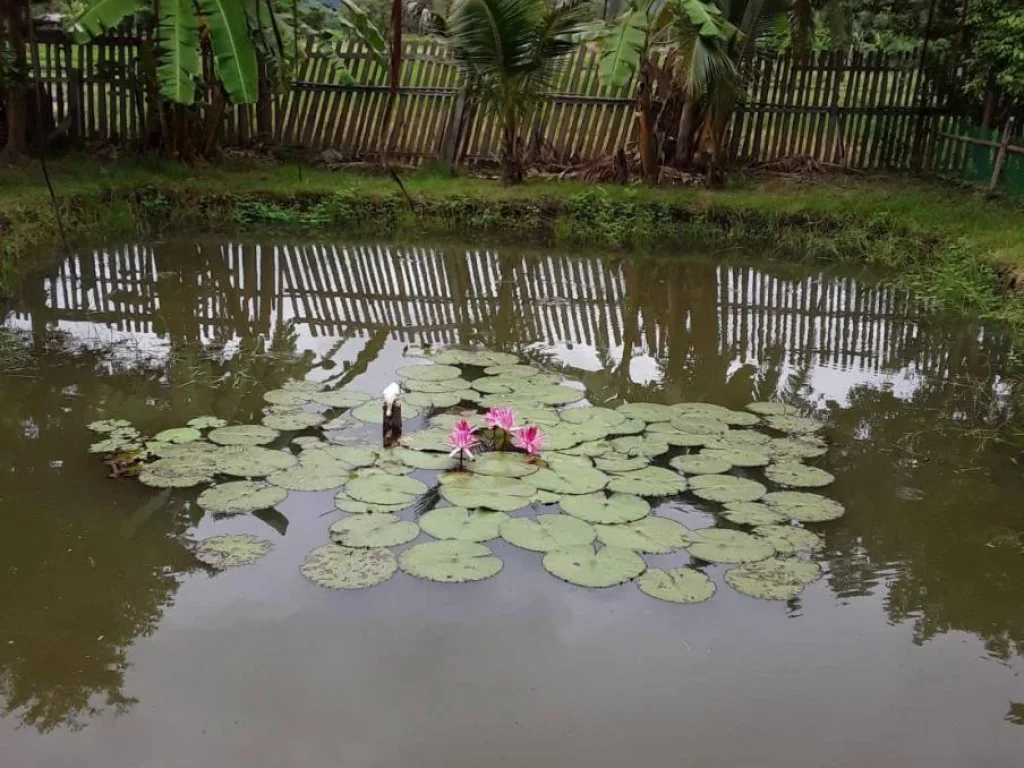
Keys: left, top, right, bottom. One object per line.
{"left": 745, "top": 402, "right": 800, "bottom": 417}
{"left": 610, "top": 434, "right": 670, "bottom": 458}
{"left": 419, "top": 507, "right": 510, "bottom": 542}
{"left": 300, "top": 444, "right": 377, "bottom": 469}
{"left": 484, "top": 363, "right": 539, "bottom": 378}
{"left": 560, "top": 407, "right": 626, "bottom": 430}
{"left": 263, "top": 389, "right": 314, "bottom": 407}
{"left": 403, "top": 376, "right": 474, "bottom": 393}
{"left": 607, "top": 417, "right": 646, "bottom": 436}
{"left": 209, "top": 425, "right": 280, "bottom": 446}
{"left": 607, "top": 467, "right": 687, "bottom": 497}
{"left": 669, "top": 416, "right": 730, "bottom": 436}
{"left": 531, "top": 490, "right": 563, "bottom": 505}
{"left": 429, "top": 412, "right": 487, "bottom": 431}
{"left": 514, "top": 382, "right": 586, "bottom": 406}
{"left": 87, "top": 418, "right": 133, "bottom": 433}
{"left": 154, "top": 427, "right": 202, "bottom": 444}
{"left": 334, "top": 489, "right": 409, "bottom": 515}
{"left": 616, "top": 402, "right": 676, "bottom": 423}
{"left": 215, "top": 446, "right": 298, "bottom": 477}
{"left": 565, "top": 440, "right": 617, "bottom": 457}
{"left": 399, "top": 428, "right": 452, "bottom": 452}
{"left": 525, "top": 462, "right": 608, "bottom": 495}
{"left": 148, "top": 440, "right": 222, "bottom": 460}
{"left": 720, "top": 501, "right": 787, "bottom": 526}
{"left": 311, "top": 390, "right": 372, "bottom": 409}
{"left": 540, "top": 423, "right": 603, "bottom": 451}
{"left": 433, "top": 349, "right": 518, "bottom": 367}
{"left": 594, "top": 517, "right": 694, "bottom": 554}
{"left": 686, "top": 529, "right": 776, "bottom": 564}
{"left": 638, "top": 568, "right": 717, "bottom": 604}
{"left": 382, "top": 446, "right": 457, "bottom": 471}
{"left": 644, "top": 422, "right": 716, "bottom": 447}
{"left": 399, "top": 540, "right": 503, "bottom": 583}
{"left": 198, "top": 481, "right": 287, "bottom": 514}
{"left": 689, "top": 474, "right": 766, "bottom": 503}
{"left": 703, "top": 430, "right": 771, "bottom": 449}
{"left": 301, "top": 545, "right": 397, "bottom": 590}
{"left": 542, "top": 546, "right": 646, "bottom": 588}
{"left": 753, "top": 524, "right": 824, "bottom": 555}
{"left": 268, "top": 464, "right": 350, "bottom": 492}
{"left": 471, "top": 451, "right": 540, "bottom": 478}
{"left": 559, "top": 492, "right": 650, "bottom": 524}
{"left": 90, "top": 435, "right": 144, "bottom": 454}
{"left": 346, "top": 473, "right": 428, "bottom": 506}
{"left": 670, "top": 454, "right": 732, "bottom": 475}
{"left": 764, "top": 462, "right": 835, "bottom": 488}
{"left": 138, "top": 456, "right": 212, "bottom": 488}
{"left": 500, "top": 514, "right": 596, "bottom": 552}
{"left": 594, "top": 452, "right": 650, "bottom": 473}
{"left": 673, "top": 403, "right": 762, "bottom": 427}
{"left": 762, "top": 491, "right": 845, "bottom": 522}
{"left": 725, "top": 558, "right": 822, "bottom": 600}
{"left": 262, "top": 410, "right": 326, "bottom": 431}
{"left": 195, "top": 534, "right": 272, "bottom": 569}
{"left": 350, "top": 400, "right": 422, "bottom": 424}
{"left": 700, "top": 447, "right": 770, "bottom": 468}
{"left": 439, "top": 473, "right": 534, "bottom": 512}
{"left": 397, "top": 363, "right": 462, "bottom": 381}
{"left": 187, "top": 416, "right": 228, "bottom": 430}
{"left": 768, "top": 435, "right": 829, "bottom": 461}
{"left": 330, "top": 514, "right": 420, "bottom": 548}
{"left": 765, "top": 415, "right": 825, "bottom": 435}
{"left": 404, "top": 391, "right": 461, "bottom": 409}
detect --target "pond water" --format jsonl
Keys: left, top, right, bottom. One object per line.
{"left": 1, "top": 238, "right": 1023, "bottom": 767}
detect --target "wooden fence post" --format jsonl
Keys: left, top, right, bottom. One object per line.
{"left": 990, "top": 117, "right": 1016, "bottom": 191}
{"left": 440, "top": 87, "right": 469, "bottom": 174}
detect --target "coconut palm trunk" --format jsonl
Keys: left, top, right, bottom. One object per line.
{"left": 1, "top": 0, "right": 29, "bottom": 162}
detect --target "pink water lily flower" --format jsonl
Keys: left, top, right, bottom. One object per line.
{"left": 513, "top": 425, "right": 546, "bottom": 456}
{"left": 484, "top": 407, "right": 517, "bottom": 433}
{"left": 446, "top": 420, "right": 480, "bottom": 463}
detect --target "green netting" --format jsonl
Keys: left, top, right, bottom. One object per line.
{"left": 960, "top": 123, "right": 1024, "bottom": 199}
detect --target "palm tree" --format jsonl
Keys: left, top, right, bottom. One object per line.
{"left": 435, "top": 0, "right": 591, "bottom": 183}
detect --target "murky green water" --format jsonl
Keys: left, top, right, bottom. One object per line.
{"left": 2, "top": 238, "right": 1023, "bottom": 767}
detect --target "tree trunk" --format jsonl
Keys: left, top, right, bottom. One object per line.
{"left": 637, "top": 63, "right": 657, "bottom": 183}
{"left": 1, "top": 0, "right": 29, "bottom": 162}
{"left": 502, "top": 108, "right": 523, "bottom": 184}
{"left": 673, "top": 98, "right": 696, "bottom": 168}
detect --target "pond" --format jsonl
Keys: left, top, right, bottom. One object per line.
{"left": 1, "top": 237, "right": 1023, "bottom": 767}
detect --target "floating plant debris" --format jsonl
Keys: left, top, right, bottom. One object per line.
{"left": 88, "top": 348, "right": 845, "bottom": 609}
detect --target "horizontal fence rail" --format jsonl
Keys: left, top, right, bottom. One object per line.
{"left": 21, "top": 26, "right": 969, "bottom": 172}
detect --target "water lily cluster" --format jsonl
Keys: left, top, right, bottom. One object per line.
{"left": 446, "top": 407, "right": 546, "bottom": 467}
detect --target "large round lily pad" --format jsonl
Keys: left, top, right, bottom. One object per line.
{"left": 542, "top": 546, "right": 646, "bottom": 588}
{"left": 673, "top": 403, "right": 762, "bottom": 427}
{"left": 198, "top": 481, "right": 287, "bottom": 514}
{"left": 703, "top": 430, "right": 771, "bottom": 449}
{"left": 269, "top": 464, "right": 350, "bottom": 492}
{"left": 768, "top": 435, "right": 828, "bottom": 461}
{"left": 301, "top": 545, "right": 397, "bottom": 590}
{"left": 419, "top": 506, "right": 510, "bottom": 542}
{"left": 565, "top": 440, "right": 616, "bottom": 458}
{"left": 500, "top": 514, "right": 596, "bottom": 552}
{"left": 765, "top": 415, "right": 825, "bottom": 435}
{"left": 686, "top": 529, "right": 775, "bottom": 564}
{"left": 513, "top": 383, "right": 586, "bottom": 407}
{"left": 471, "top": 451, "right": 540, "bottom": 478}
{"left": 764, "top": 462, "right": 835, "bottom": 488}
{"left": 746, "top": 402, "right": 800, "bottom": 417}
{"left": 430, "top": 412, "right": 487, "bottom": 431}
{"left": 607, "top": 417, "right": 646, "bottom": 436}
{"left": 753, "top": 524, "right": 823, "bottom": 554}
{"left": 525, "top": 462, "right": 608, "bottom": 495}
{"left": 720, "top": 501, "right": 787, "bottom": 526}
{"left": 399, "top": 540, "right": 503, "bottom": 583}
{"left": 559, "top": 492, "right": 650, "bottom": 524}
{"left": 645, "top": 422, "right": 716, "bottom": 447}
{"left": 616, "top": 402, "right": 676, "bottom": 423}
{"left": 689, "top": 474, "right": 766, "bottom": 503}
{"left": 607, "top": 467, "right": 687, "bottom": 496}
{"left": 195, "top": 534, "right": 272, "bottom": 569}
{"left": 311, "top": 390, "right": 372, "bottom": 409}
{"left": 762, "top": 491, "right": 845, "bottom": 522}
{"left": 669, "top": 416, "right": 730, "bottom": 436}
{"left": 346, "top": 473, "right": 428, "bottom": 506}
{"left": 262, "top": 410, "right": 326, "bottom": 431}
{"left": 154, "top": 427, "right": 202, "bottom": 444}
{"left": 484, "top": 363, "right": 539, "bottom": 378}
{"left": 187, "top": 416, "right": 228, "bottom": 430}
{"left": 334, "top": 489, "right": 408, "bottom": 515}
{"left": 138, "top": 456, "right": 212, "bottom": 488}
{"left": 209, "top": 425, "right": 280, "bottom": 446}
{"left": 90, "top": 434, "right": 144, "bottom": 455}
{"left": 264, "top": 389, "right": 314, "bottom": 407}
{"left": 594, "top": 453, "right": 650, "bottom": 473}
{"left": 400, "top": 428, "right": 452, "bottom": 452}
{"left": 381, "top": 446, "right": 457, "bottom": 471}
{"left": 300, "top": 444, "right": 377, "bottom": 469}
{"left": 433, "top": 349, "right": 519, "bottom": 367}
{"left": 725, "top": 557, "right": 821, "bottom": 600}
{"left": 670, "top": 454, "right": 732, "bottom": 475}
{"left": 330, "top": 514, "right": 420, "bottom": 548}
{"left": 404, "top": 391, "right": 461, "bottom": 409}
{"left": 560, "top": 407, "right": 626, "bottom": 430}
{"left": 87, "top": 418, "right": 133, "bottom": 433}
{"left": 610, "top": 434, "right": 670, "bottom": 458}
{"left": 397, "top": 363, "right": 462, "bottom": 381}
{"left": 439, "top": 473, "right": 534, "bottom": 512}
{"left": 700, "top": 447, "right": 770, "bottom": 468}
{"left": 594, "top": 517, "right": 694, "bottom": 554}
{"left": 638, "top": 568, "right": 716, "bottom": 604}
{"left": 215, "top": 446, "right": 298, "bottom": 477}
{"left": 350, "top": 400, "right": 422, "bottom": 424}
{"left": 403, "top": 376, "right": 474, "bottom": 393}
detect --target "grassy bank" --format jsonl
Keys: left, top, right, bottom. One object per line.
{"left": 2, "top": 155, "right": 1024, "bottom": 332}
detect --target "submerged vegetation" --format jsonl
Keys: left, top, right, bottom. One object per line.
{"left": 87, "top": 347, "right": 845, "bottom": 602}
